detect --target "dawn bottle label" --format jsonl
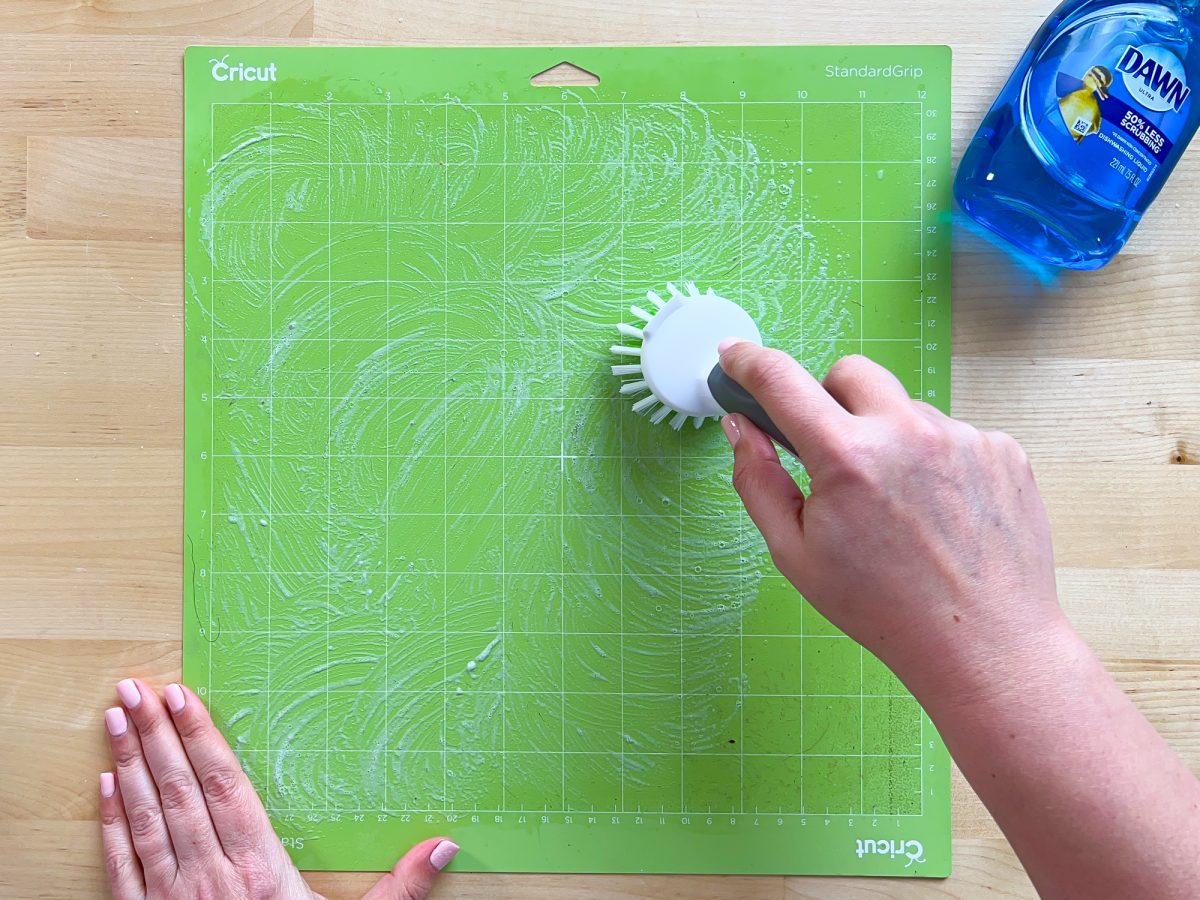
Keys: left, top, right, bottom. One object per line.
{"left": 1027, "top": 24, "right": 1192, "bottom": 208}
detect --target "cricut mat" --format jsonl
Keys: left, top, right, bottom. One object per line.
{"left": 183, "top": 45, "right": 952, "bottom": 876}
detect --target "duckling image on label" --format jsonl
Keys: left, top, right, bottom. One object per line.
{"left": 1058, "top": 65, "right": 1112, "bottom": 141}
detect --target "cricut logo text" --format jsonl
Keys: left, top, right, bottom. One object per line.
{"left": 210, "top": 55, "right": 277, "bottom": 83}
{"left": 855, "top": 838, "right": 926, "bottom": 868}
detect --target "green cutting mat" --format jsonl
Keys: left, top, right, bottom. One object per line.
{"left": 183, "top": 45, "right": 952, "bottom": 876}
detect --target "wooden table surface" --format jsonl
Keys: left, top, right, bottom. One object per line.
{"left": 2, "top": 1, "right": 1198, "bottom": 897}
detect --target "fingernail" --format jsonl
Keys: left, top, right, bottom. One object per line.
{"left": 164, "top": 683, "right": 186, "bottom": 714}
{"left": 721, "top": 415, "right": 742, "bottom": 448}
{"left": 429, "top": 839, "right": 460, "bottom": 871}
{"left": 717, "top": 337, "right": 739, "bottom": 355}
{"left": 105, "top": 707, "right": 128, "bottom": 737}
{"left": 100, "top": 772, "right": 115, "bottom": 798}
{"left": 115, "top": 679, "right": 141, "bottom": 709}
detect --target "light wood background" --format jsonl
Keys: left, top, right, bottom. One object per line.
{"left": 1, "top": 1, "right": 1198, "bottom": 897}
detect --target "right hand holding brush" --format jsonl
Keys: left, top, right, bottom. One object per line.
{"left": 716, "top": 341, "right": 1200, "bottom": 900}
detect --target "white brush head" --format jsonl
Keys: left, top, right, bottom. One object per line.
{"left": 613, "top": 284, "right": 764, "bottom": 429}
{"left": 640, "top": 291, "right": 762, "bottom": 419}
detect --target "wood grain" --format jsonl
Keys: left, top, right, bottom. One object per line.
{"left": 0, "top": 0, "right": 314, "bottom": 37}
{"left": 27, "top": 138, "right": 180, "bottom": 241}
{"left": 954, "top": 358, "right": 1200, "bottom": 464}
{"left": 0, "top": 136, "right": 26, "bottom": 237}
{"left": 1, "top": 1, "right": 1198, "bottom": 898}
{"left": 954, "top": 253, "right": 1200, "bottom": 361}
{"left": 0, "top": 35, "right": 185, "bottom": 137}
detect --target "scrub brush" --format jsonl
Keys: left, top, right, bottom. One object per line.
{"left": 611, "top": 282, "right": 797, "bottom": 456}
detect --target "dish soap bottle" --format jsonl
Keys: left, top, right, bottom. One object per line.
{"left": 955, "top": 0, "right": 1200, "bottom": 269}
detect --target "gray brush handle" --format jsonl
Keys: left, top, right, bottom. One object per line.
{"left": 707, "top": 364, "right": 799, "bottom": 459}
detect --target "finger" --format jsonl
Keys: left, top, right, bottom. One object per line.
{"left": 985, "top": 429, "right": 1032, "bottom": 472}
{"left": 821, "top": 355, "right": 913, "bottom": 416}
{"left": 100, "top": 772, "right": 146, "bottom": 900}
{"left": 718, "top": 341, "right": 850, "bottom": 467}
{"left": 912, "top": 400, "right": 947, "bottom": 423}
{"left": 163, "top": 683, "right": 276, "bottom": 862}
{"left": 116, "top": 679, "right": 223, "bottom": 869}
{"left": 724, "top": 415, "right": 806, "bottom": 553}
{"left": 105, "top": 706, "right": 177, "bottom": 879}
{"left": 362, "top": 838, "right": 459, "bottom": 900}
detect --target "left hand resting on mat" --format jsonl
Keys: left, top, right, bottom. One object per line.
{"left": 100, "top": 679, "right": 458, "bottom": 900}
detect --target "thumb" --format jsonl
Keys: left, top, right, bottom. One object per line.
{"left": 724, "top": 414, "right": 806, "bottom": 556}
{"left": 361, "top": 837, "right": 459, "bottom": 900}
{"left": 718, "top": 341, "right": 848, "bottom": 469}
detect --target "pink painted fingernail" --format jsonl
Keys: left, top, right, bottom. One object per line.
{"left": 116, "top": 679, "right": 141, "bottom": 709}
{"left": 164, "top": 683, "right": 186, "bottom": 714}
{"left": 717, "top": 337, "right": 740, "bottom": 355}
{"left": 105, "top": 707, "right": 128, "bottom": 737}
{"left": 429, "top": 839, "right": 460, "bottom": 871}
{"left": 721, "top": 415, "right": 742, "bottom": 448}
{"left": 100, "top": 772, "right": 115, "bottom": 798}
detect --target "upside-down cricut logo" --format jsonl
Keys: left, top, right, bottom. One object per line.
{"left": 855, "top": 838, "right": 926, "bottom": 868}
{"left": 210, "top": 54, "right": 277, "bottom": 83}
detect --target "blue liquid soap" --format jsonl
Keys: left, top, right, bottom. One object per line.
{"left": 956, "top": 0, "right": 1200, "bottom": 269}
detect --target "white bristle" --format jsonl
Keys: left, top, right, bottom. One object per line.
{"left": 617, "top": 322, "right": 644, "bottom": 340}
{"left": 613, "top": 282, "right": 742, "bottom": 436}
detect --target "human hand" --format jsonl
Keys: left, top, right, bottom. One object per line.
{"left": 717, "top": 345, "right": 1062, "bottom": 690}
{"left": 101, "top": 679, "right": 458, "bottom": 899}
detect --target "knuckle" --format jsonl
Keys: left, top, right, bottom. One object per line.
{"left": 199, "top": 764, "right": 245, "bottom": 808}
{"left": 991, "top": 431, "right": 1030, "bottom": 465}
{"left": 913, "top": 418, "right": 946, "bottom": 445}
{"left": 744, "top": 349, "right": 795, "bottom": 395}
{"left": 104, "top": 849, "right": 134, "bottom": 884}
{"left": 156, "top": 768, "right": 198, "bottom": 812}
{"left": 174, "top": 707, "right": 209, "bottom": 742}
{"left": 826, "top": 353, "right": 869, "bottom": 381}
{"left": 111, "top": 739, "right": 142, "bottom": 770}
{"left": 133, "top": 710, "right": 169, "bottom": 741}
{"left": 100, "top": 807, "right": 124, "bottom": 828}
{"left": 398, "top": 883, "right": 430, "bottom": 900}
{"left": 963, "top": 426, "right": 992, "bottom": 454}
{"left": 127, "top": 801, "right": 165, "bottom": 842}
{"left": 912, "top": 400, "right": 942, "bottom": 420}
{"left": 900, "top": 413, "right": 949, "bottom": 451}
{"left": 237, "top": 858, "right": 280, "bottom": 899}
{"left": 731, "top": 464, "right": 750, "bottom": 495}
{"left": 986, "top": 428, "right": 1015, "bottom": 447}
